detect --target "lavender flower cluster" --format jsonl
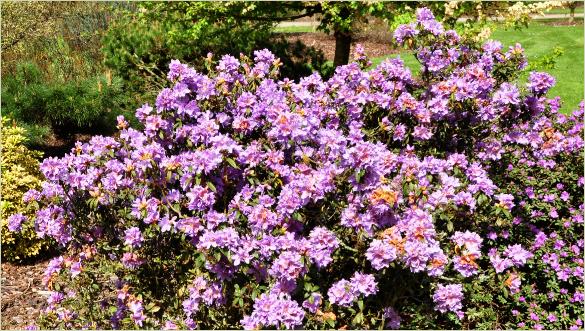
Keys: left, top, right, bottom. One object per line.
{"left": 9, "top": 7, "right": 583, "bottom": 330}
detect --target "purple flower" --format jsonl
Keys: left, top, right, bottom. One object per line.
{"left": 504, "top": 244, "right": 533, "bottom": 267}
{"left": 350, "top": 272, "right": 378, "bottom": 297}
{"left": 393, "top": 124, "right": 407, "bottom": 141}
{"left": 505, "top": 272, "right": 521, "bottom": 294}
{"left": 403, "top": 240, "right": 432, "bottom": 273}
{"left": 366, "top": 239, "right": 397, "bottom": 270}
{"left": 269, "top": 251, "right": 305, "bottom": 281}
{"left": 489, "top": 253, "right": 513, "bottom": 273}
{"left": 394, "top": 24, "right": 418, "bottom": 44}
{"left": 124, "top": 227, "right": 144, "bottom": 248}
{"left": 241, "top": 293, "right": 304, "bottom": 329}
{"left": 7, "top": 213, "right": 26, "bottom": 232}
{"left": 56, "top": 309, "right": 76, "bottom": 322}
{"left": 121, "top": 252, "right": 144, "bottom": 269}
{"left": 163, "top": 321, "right": 179, "bottom": 330}
{"left": 493, "top": 83, "right": 520, "bottom": 105}
{"left": 176, "top": 217, "right": 203, "bottom": 237}
{"left": 413, "top": 125, "right": 433, "bottom": 140}
{"left": 184, "top": 318, "right": 197, "bottom": 330}
{"left": 383, "top": 307, "right": 401, "bottom": 329}
{"left": 495, "top": 193, "right": 515, "bottom": 210}
{"left": 528, "top": 71, "right": 555, "bottom": 95}
{"left": 70, "top": 260, "right": 82, "bottom": 278}
{"left": 421, "top": 19, "right": 445, "bottom": 35}
{"left": 530, "top": 312, "right": 540, "bottom": 321}
{"left": 451, "top": 231, "right": 482, "bottom": 276}
{"left": 416, "top": 7, "right": 435, "bottom": 21}
{"left": 186, "top": 185, "right": 215, "bottom": 211}
{"left": 302, "top": 293, "right": 322, "bottom": 313}
{"left": 247, "top": 205, "right": 279, "bottom": 234}
{"left": 451, "top": 231, "right": 482, "bottom": 252}
{"left": 328, "top": 279, "right": 356, "bottom": 307}
{"left": 307, "top": 227, "right": 339, "bottom": 268}
{"left": 128, "top": 299, "right": 146, "bottom": 327}
{"left": 427, "top": 250, "right": 448, "bottom": 277}
{"left": 433, "top": 284, "right": 464, "bottom": 316}
{"left": 47, "top": 291, "right": 65, "bottom": 309}
{"left": 453, "top": 255, "right": 480, "bottom": 277}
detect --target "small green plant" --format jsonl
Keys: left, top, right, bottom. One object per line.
{"left": 0, "top": 117, "right": 51, "bottom": 261}
{"left": 528, "top": 46, "right": 565, "bottom": 70}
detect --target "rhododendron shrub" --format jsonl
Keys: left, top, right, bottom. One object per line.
{"left": 11, "top": 8, "right": 583, "bottom": 330}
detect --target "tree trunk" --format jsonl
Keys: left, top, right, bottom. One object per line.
{"left": 333, "top": 29, "right": 352, "bottom": 67}
{"left": 569, "top": 6, "right": 575, "bottom": 23}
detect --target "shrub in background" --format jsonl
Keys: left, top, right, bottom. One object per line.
{"left": 1, "top": 61, "right": 135, "bottom": 147}
{"left": 1, "top": 118, "right": 51, "bottom": 261}
{"left": 10, "top": 7, "right": 583, "bottom": 330}
{"left": 1, "top": 2, "right": 137, "bottom": 152}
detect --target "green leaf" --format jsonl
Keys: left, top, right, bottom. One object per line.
{"left": 352, "top": 312, "right": 364, "bottom": 325}
{"left": 356, "top": 169, "right": 365, "bottom": 183}
{"left": 207, "top": 181, "right": 217, "bottom": 193}
{"left": 226, "top": 157, "right": 240, "bottom": 169}
{"left": 327, "top": 319, "right": 336, "bottom": 328}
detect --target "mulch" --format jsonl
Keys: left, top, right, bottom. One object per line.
{"left": 543, "top": 19, "right": 584, "bottom": 26}
{"left": 1, "top": 260, "right": 49, "bottom": 329}
{"left": 283, "top": 32, "right": 397, "bottom": 62}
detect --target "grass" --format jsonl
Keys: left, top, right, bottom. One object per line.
{"left": 546, "top": 7, "right": 584, "bottom": 15}
{"left": 370, "top": 22, "right": 583, "bottom": 113}
{"left": 274, "top": 25, "right": 316, "bottom": 33}
{"left": 492, "top": 22, "right": 584, "bottom": 112}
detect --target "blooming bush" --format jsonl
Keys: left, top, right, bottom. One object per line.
{"left": 1, "top": 117, "right": 51, "bottom": 261}
{"left": 10, "top": 7, "right": 583, "bottom": 330}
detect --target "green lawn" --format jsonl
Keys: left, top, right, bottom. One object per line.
{"left": 546, "top": 7, "right": 584, "bottom": 15}
{"left": 274, "top": 25, "right": 316, "bottom": 33}
{"left": 371, "top": 22, "right": 584, "bottom": 113}
{"left": 492, "top": 22, "right": 584, "bottom": 112}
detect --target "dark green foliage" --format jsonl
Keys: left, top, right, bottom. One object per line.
{"left": 1, "top": 61, "right": 134, "bottom": 144}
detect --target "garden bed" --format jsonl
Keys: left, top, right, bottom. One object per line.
{"left": 1, "top": 261, "right": 48, "bottom": 329}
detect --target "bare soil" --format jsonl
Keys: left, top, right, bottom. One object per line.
{"left": 1, "top": 261, "right": 49, "bottom": 329}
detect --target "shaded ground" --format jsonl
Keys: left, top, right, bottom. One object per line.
{"left": 1, "top": 261, "right": 49, "bottom": 329}
{"left": 282, "top": 32, "right": 396, "bottom": 62}
{"left": 32, "top": 133, "right": 94, "bottom": 158}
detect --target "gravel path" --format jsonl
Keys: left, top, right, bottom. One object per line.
{"left": 1, "top": 261, "right": 49, "bottom": 329}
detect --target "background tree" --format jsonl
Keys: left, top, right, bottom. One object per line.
{"left": 562, "top": 1, "right": 580, "bottom": 23}
{"left": 102, "top": 1, "right": 330, "bottom": 101}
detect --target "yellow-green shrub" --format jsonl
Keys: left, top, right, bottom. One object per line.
{"left": 1, "top": 117, "right": 49, "bottom": 261}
